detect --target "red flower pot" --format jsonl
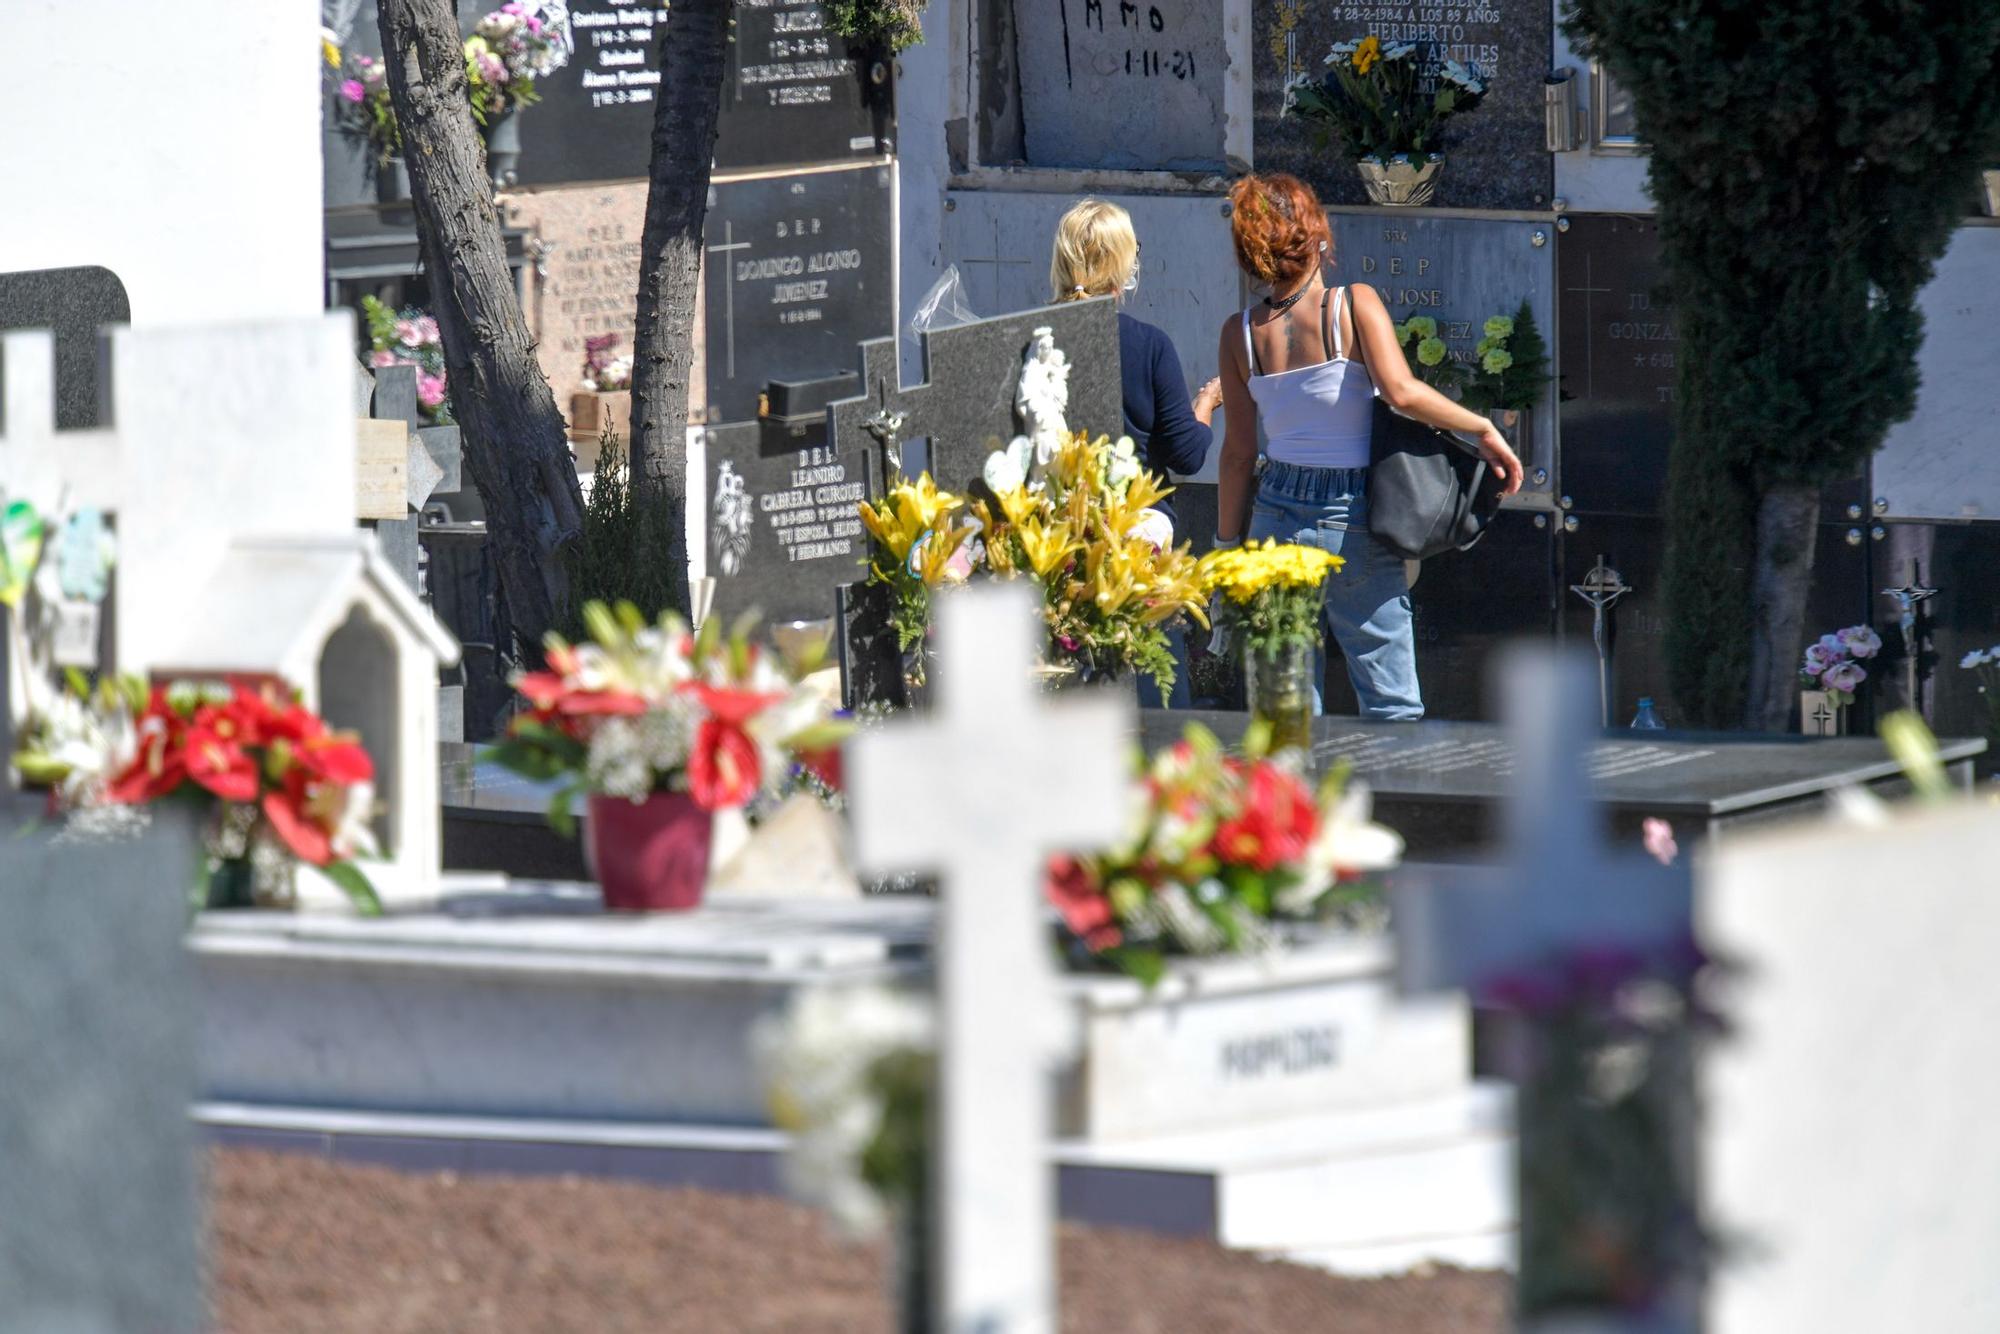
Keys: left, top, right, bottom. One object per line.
{"left": 585, "top": 792, "right": 714, "bottom": 912}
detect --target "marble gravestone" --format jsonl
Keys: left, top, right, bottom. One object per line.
{"left": 0, "top": 811, "right": 204, "bottom": 1334}
{"left": 702, "top": 164, "right": 896, "bottom": 425}
{"left": 1327, "top": 212, "right": 1557, "bottom": 504}
{"left": 1255, "top": 0, "right": 1554, "bottom": 210}
{"left": 848, "top": 585, "right": 1130, "bottom": 1333}
{"left": 1703, "top": 799, "right": 2000, "bottom": 1333}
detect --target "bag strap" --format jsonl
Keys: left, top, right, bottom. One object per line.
{"left": 1328, "top": 285, "right": 1348, "bottom": 360}
{"left": 1240, "top": 308, "right": 1260, "bottom": 377}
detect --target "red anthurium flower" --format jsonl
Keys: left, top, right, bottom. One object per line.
{"left": 104, "top": 712, "right": 187, "bottom": 804}
{"left": 1046, "top": 855, "right": 1121, "bottom": 951}
{"left": 295, "top": 734, "right": 375, "bottom": 785}
{"left": 262, "top": 777, "right": 335, "bottom": 867}
{"left": 687, "top": 718, "right": 762, "bottom": 811}
{"left": 1209, "top": 763, "right": 1317, "bottom": 872}
{"left": 689, "top": 682, "right": 784, "bottom": 726}
{"left": 558, "top": 689, "right": 649, "bottom": 717}
{"left": 512, "top": 671, "right": 570, "bottom": 710}
{"left": 184, "top": 726, "right": 260, "bottom": 803}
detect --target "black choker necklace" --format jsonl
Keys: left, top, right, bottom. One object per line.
{"left": 1265, "top": 280, "right": 1314, "bottom": 312}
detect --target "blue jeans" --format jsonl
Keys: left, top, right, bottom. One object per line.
{"left": 1248, "top": 460, "right": 1423, "bottom": 721}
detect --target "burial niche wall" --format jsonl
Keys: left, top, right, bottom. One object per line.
{"left": 973, "top": 0, "right": 1237, "bottom": 173}
{"left": 319, "top": 607, "right": 400, "bottom": 857}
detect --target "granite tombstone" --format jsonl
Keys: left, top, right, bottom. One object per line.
{"left": 1256, "top": 0, "right": 1553, "bottom": 210}
{"left": 0, "top": 267, "right": 130, "bottom": 431}
{"left": 702, "top": 163, "right": 896, "bottom": 424}
{"left": 500, "top": 0, "right": 892, "bottom": 187}
{"left": 0, "top": 811, "right": 205, "bottom": 1334}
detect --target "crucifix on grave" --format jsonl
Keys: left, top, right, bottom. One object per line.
{"left": 1395, "top": 646, "right": 1701, "bottom": 1330}
{"left": 1881, "top": 562, "right": 1939, "bottom": 714}
{"left": 1569, "top": 555, "right": 1631, "bottom": 727}
{"left": 846, "top": 583, "right": 1131, "bottom": 1333}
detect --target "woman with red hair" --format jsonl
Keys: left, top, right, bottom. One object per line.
{"left": 1215, "top": 173, "right": 1522, "bottom": 720}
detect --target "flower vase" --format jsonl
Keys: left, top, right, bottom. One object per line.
{"left": 1799, "top": 689, "right": 1847, "bottom": 738}
{"left": 1356, "top": 153, "right": 1446, "bottom": 207}
{"left": 585, "top": 792, "right": 713, "bottom": 912}
{"left": 375, "top": 157, "right": 411, "bottom": 205}
{"left": 900, "top": 645, "right": 932, "bottom": 710}
{"left": 202, "top": 807, "right": 298, "bottom": 910}
{"left": 484, "top": 109, "right": 521, "bottom": 188}
{"left": 1246, "top": 641, "right": 1314, "bottom": 755}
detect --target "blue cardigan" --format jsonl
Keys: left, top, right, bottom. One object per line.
{"left": 1118, "top": 314, "right": 1212, "bottom": 519}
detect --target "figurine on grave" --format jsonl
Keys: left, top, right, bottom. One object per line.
{"left": 1014, "top": 326, "right": 1071, "bottom": 467}
{"left": 712, "top": 460, "right": 752, "bottom": 577}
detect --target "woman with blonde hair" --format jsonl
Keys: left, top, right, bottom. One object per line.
{"left": 1215, "top": 172, "right": 1522, "bottom": 720}
{"left": 1050, "top": 198, "right": 1221, "bottom": 706}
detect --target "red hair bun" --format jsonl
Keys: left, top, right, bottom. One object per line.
{"left": 1228, "top": 173, "right": 1331, "bottom": 289}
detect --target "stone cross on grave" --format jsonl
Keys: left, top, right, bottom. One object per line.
{"left": 825, "top": 296, "right": 1124, "bottom": 497}
{"left": 847, "top": 583, "right": 1130, "bottom": 1333}
{"left": 1395, "top": 646, "right": 1700, "bottom": 1330}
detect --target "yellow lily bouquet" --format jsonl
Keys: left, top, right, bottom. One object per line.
{"left": 1198, "top": 540, "right": 1344, "bottom": 657}
{"left": 857, "top": 475, "right": 978, "bottom": 680}
{"left": 976, "top": 432, "right": 1207, "bottom": 693}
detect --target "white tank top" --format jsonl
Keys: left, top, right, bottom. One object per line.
{"left": 1243, "top": 286, "right": 1376, "bottom": 470}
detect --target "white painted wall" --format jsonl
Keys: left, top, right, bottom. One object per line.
{"left": 1874, "top": 222, "right": 2000, "bottom": 521}
{"left": 9, "top": 0, "right": 324, "bottom": 323}
{"left": 895, "top": 1, "right": 955, "bottom": 389}
{"left": 1549, "top": 2, "right": 1652, "bottom": 214}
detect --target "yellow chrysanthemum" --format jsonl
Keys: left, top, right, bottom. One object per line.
{"left": 1198, "top": 540, "right": 1344, "bottom": 602}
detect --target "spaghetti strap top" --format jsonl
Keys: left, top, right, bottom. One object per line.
{"left": 1243, "top": 286, "right": 1376, "bottom": 470}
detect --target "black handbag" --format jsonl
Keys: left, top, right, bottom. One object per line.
{"left": 1366, "top": 399, "right": 1505, "bottom": 561}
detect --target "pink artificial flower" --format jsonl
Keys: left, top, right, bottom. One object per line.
{"left": 416, "top": 373, "right": 448, "bottom": 409}
{"left": 526, "top": 14, "right": 543, "bottom": 34}
{"left": 368, "top": 348, "right": 399, "bottom": 369}
{"left": 1641, "top": 817, "right": 1678, "bottom": 867}
{"left": 1823, "top": 660, "right": 1865, "bottom": 694}
{"left": 1802, "top": 642, "right": 1838, "bottom": 677}
{"left": 1839, "top": 624, "right": 1883, "bottom": 660}
{"left": 339, "top": 79, "right": 366, "bottom": 103}
{"left": 363, "top": 62, "right": 387, "bottom": 86}
{"left": 395, "top": 319, "right": 423, "bottom": 348}
{"left": 414, "top": 315, "right": 441, "bottom": 344}
{"left": 478, "top": 51, "right": 509, "bottom": 84}
{"left": 501, "top": 1, "right": 524, "bottom": 13}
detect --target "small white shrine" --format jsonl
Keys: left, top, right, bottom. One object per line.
{"left": 0, "top": 313, "right": 460, "bottom": 901}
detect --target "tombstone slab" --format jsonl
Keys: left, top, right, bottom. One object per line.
{"left": 1255, "top": 0, "right": 1554, "bottom": 210}
{"left": 1017, "top": 0, "right": 1230, "bottom": 171}
{"left": 702, "top": 418, "right": 875, "bottom": 626}
{"left": 0, "top": 266, "right": 130, "bottom": 430}
{"left": 0, "top": 810, "right": 203, "bottom": 1334}
{"left": 703, "top": 165, "right": 897, "bottom": 425}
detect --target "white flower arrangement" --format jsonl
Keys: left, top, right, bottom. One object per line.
{"left": 753, "top": 985, "right": 934, "bottom": 1238}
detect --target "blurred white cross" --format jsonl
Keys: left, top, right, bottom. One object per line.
{"left": 1394, "top": 646, "right": 1692, "bottom": 997}
{"left": 848, "top": 583, "right": 1130, "bottom": 1334}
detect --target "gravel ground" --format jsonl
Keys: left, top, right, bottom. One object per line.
{"left": 209, "top": 1149, "right": 1507, "bottom": 1333}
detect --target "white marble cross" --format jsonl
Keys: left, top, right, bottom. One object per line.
{"left": 847, "top": 583, "right": 1130, "bottom": 1334}
{"left": 1394, "top": 646, "right": 1692, "bottom": 997}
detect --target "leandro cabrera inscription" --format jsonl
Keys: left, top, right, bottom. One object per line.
{"left": 1220, "top": 1024, "right": 1341, "bottom": 1081}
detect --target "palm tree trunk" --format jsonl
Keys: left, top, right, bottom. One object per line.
{"left": 1742, "top": 482, "right": 1820, "bottom": 731}
{"left": 376, "top": 0, "right": 586, "bottom": 663}
{"left": 629, "top": 0, "right": 735, "bottom": 518}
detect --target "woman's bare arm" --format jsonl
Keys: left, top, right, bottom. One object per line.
{"left": 1348, "top": 283, "right": 1524, "bottom": 495}
{"left": 1215, "top": 317, "right": 1260, "bottom": 540}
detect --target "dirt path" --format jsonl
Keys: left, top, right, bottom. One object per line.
{"left": 208, "top": 1149, "right": 1507, "bottom": 1333}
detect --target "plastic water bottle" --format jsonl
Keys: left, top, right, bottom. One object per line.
{"left": 1630, "top": 697, "right": 1665, "bottom": 731}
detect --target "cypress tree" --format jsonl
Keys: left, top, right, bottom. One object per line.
{"left": 1562, "top": 0, "right": 2000, "bottom": 727}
